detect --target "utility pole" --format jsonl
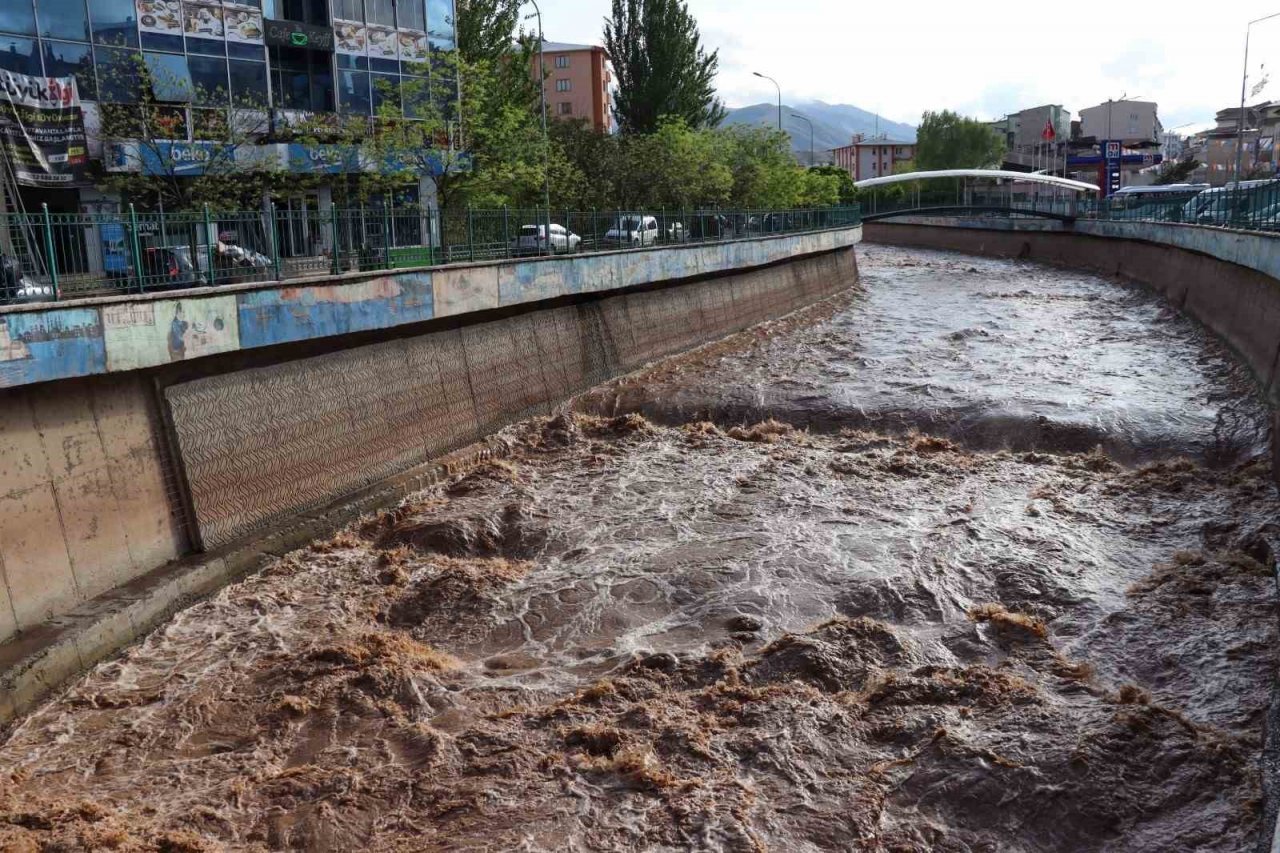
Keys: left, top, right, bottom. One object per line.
{"left": 753, "top": 71, "right": 781, "bottom": 130}
{"left": 1236, "top": 12, "right": 1280, "bottom": 185}
{"left": 791, "top": 113, "right": 814, "bottom": 166}
{"left": 525, "top": 0, "right": 551, "bottom": 250}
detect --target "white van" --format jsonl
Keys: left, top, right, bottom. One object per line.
{"left": 604, "top": 215, "right": 660, "bottom": 247}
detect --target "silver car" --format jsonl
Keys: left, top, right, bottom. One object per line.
{"left": 511, "top": 224, "right": 582, "bottom": 256}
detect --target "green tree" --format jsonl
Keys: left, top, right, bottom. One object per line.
{"left": 455, "top": 0, "right": 522, "bottom": 63}
{"left": 604, "top": 0, "right": 725, "bottom": 134}
{"left": 807, "top": 165, "right": 857, "bottom": 204}
{"left": 914, "top": 109, "right": 1005, "bottom": 170}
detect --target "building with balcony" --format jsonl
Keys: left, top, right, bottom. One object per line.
{"left": 830, "top": 134, "right": 915, "bottom": 182}
{"left": 532, "top": 41, "right": 612, "bottom": 133}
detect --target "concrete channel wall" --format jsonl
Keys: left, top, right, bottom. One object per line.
{"left": 864, "top": 219, "right": 1280, "bottom": 417}
{"left": 0, "top": 228, "right": 860, "bottom": 721}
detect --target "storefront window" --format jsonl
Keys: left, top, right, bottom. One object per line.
{"left": 269, "top": 45, "right": 331, "bottom": 112}
{"left": 188, "top": 54, "right": 228, "bottom": 104}
{"left": 143, "top": 50, "right": 192, "bottom": 100}
{"left": 89, "top": 0, "right": 138, "bottom": 45}
{"left": 0, "top": 2, "right": 37, "bottom": 38}
{"left": 0, "top": 35, "right": 41, "bottom": 74}
{"left": 397, "top": 0, "right": 423, "bottom": 31}
{"left": 333, "top": 0, "right": 362, "bottom": 21}
{"left": 367, "top": 0, "right": 393, "bottom": 26}
{"left": 425, "top": 0, "right": 451, "bottom": 47}
{"left": 43, "top": 40, "right": 95, "bottom": 97}
{"left": 371, "top": 72, "right": 397, "bottom": 113}
{"left": 338, "top": 68, "right": 369, "bottom": 114}
{"left": 36, "top": 0, "right": 89, "bottom": 42}
{"left": 95, "top": 45, "right": 141, "bottom": 101}
{"left": 228, "top": 58, "right": 266, "bottom": 106}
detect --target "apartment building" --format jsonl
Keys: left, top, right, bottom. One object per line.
{"left": 830, "top": 134, "right": 915, "bottom": 182}
{"left": 1079, "top": 100, "right": 1162, "bottom": 144}
{"left": 535, "top": 41, "right": 612, "bottom": 133}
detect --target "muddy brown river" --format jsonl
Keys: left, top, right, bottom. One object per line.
{"left": 1, "top": 246, "right": 1277, "bottom": 852}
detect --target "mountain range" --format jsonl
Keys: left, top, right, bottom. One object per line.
{"left": 721, "top": 101, "right": 917, "bottom": 164}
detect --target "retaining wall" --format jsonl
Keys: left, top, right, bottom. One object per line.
{"left": 863, "top": 221, "right": 1280, "bottom": 409}
{"left": 0, "top": 231, "right": 860, "bottom": 657}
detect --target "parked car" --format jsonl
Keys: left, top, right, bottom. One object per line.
{"left": 604, "top": 215, "right": 660, "bottom": 247}
{"left": 511, "top": 224, "right": 581, "bottom": 256}
{"left": 666, "top": 221, "right": 686, "bottom": 241}
{"left": 1179, "top": 180, "right": 1279, "bottom": 226}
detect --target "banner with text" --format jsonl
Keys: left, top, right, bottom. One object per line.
{"left": 0, "top": 71, "right": 89, "bottom": 187}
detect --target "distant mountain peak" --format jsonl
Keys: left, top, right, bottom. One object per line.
{"left": 721, "top": 101, "right": 916, "bottom": 164}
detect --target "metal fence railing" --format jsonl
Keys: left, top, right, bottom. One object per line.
{"left": 1079, "top": 180, "right": 1280, "bottom": 230}
{"left": 0, "top": 204, "right": 863, "bottom": 307}
{"left": 857, "top": 178, "right": 1280, "bottom": 234}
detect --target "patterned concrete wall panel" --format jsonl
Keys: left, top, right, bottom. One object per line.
{"left": 433, "top": 265, "right": 499, "bottom": 318}
{"left": 237, "top": 274, "right": 434, "bottom": 349}
{"left": 529, "top": 308, "right": 575, "bottom": 402}
{"left": 692, "top": 279, "right": 735, "bottom": 339}
{"left": 168, "top": 354, "right": 365, "bottom": 547}
{"left": 0, "top": 308, "right": 104, "bottom": 389}
{"left": 504, "top": 311, "right": 558, "bottom": 423}
{"left": 104, "top": 297, "right": 239, "bottom": 372}
{"left": 331, "top": 341, "right": 436, "bottom": 488}
{"left": 598, "top": 294, "right": 639, "bottom": 371}
{"left": 461, "top": 319, "right": 550, "bottom": 438}
{"left": 402, "top": 330, "right": 479, "bottom": 456}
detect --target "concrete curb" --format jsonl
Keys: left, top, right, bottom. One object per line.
{"left": 0, "top": 436, "right": 510, "bottom": 730}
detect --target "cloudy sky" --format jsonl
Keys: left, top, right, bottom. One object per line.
{"left": 533, "top": 0, "right": 1275, "bottom": 130}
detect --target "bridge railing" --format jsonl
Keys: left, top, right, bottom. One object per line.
{"left": 0, "top": 203, "right": 862, "bottom": 308}
{"left": 859, "top": 187, "right": 1078, "bottom": 219}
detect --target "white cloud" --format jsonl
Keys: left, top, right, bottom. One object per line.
{"left": 535, "top": 0, "right": 1271, "bottom": 128}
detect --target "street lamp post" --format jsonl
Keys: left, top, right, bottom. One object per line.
{"left": 791, "top": 113, "right": 814, "bottom": 167}
{"left": 1235, "top": 12, "right": 1280, "bottom": 185}
{"left": 525, "top": 0, "right": 551, "bottom": 252}
{"left": 753, "top": 71, "right": 781, "bottom": 130}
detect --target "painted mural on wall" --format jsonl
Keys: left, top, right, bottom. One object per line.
{"left": 0, "top": 227, "right": 860, "bottom": 388}
{"left": 103, "top": 296, "right": 240, "bottom": 372}
{"left": 236, "top": 273, "right": 434, "bottom": 349}
{"left": 0, "top": 308, "right": 105, "bottom": 388}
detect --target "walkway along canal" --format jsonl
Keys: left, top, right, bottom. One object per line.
{"left": 0, "top": 245, "right": 1275, "bottom": 851}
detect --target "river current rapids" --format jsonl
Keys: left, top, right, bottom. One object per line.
{"left": 1, "top": 246, "right": 1278, "bottom": 852}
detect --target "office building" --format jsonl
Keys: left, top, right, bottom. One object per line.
{"left": 533, "top": 41, "right": 612, "bottom": 133}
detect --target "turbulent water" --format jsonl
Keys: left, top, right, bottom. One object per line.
{"left": 1, "top": 246, "right": 1277, "bottom": 852}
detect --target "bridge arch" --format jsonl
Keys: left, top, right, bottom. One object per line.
{"left": 855, "top": 169, "right": 1100, "bottom": 223}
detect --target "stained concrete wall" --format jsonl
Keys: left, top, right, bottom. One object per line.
{"left": 0, "top": 373, "right": 187, "bottom": 640}
{"left": 0, "top": 228, "right": 860, "bottom": 391}
{"left": 0, "top": 235, "right": 860, "bottom": 647}
{"left": 169, "top": 248, "right": 859, "bottom": 549}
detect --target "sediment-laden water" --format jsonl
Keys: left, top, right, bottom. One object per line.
{"left": 1, "top": 247, "right": 1276, "bottom": 852}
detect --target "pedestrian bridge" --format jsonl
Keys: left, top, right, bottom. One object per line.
{"left": 855, "top": 169, "right": 1100, "bottom": 224}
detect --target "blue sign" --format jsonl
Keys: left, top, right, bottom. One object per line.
{"left": 285, "top": 143, "right": 361, "bottom": 174}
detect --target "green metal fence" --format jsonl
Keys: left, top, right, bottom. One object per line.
{"left": 0, "top": 203, "right": 862, "bottom": 306}
{"left": 1080, "top": 180, "right": 1280, "bottom": 230}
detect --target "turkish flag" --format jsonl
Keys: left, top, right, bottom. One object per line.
{"left": 1041, "top": 120, "right": 1057, "bottom": 141}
